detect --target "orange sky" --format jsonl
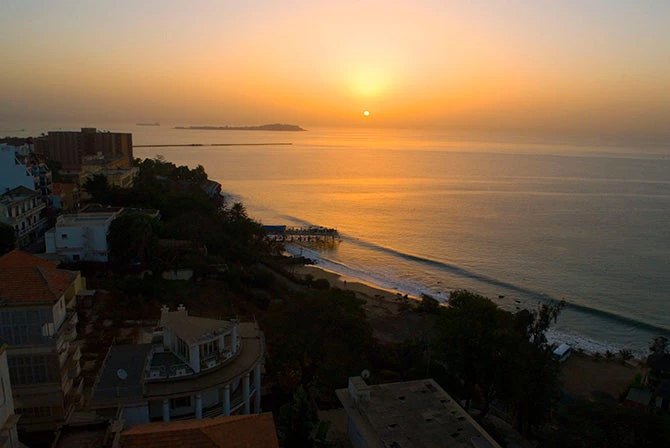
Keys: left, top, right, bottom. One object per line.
{"left": 2, "top": 1, "right": 670, "bottom": 139}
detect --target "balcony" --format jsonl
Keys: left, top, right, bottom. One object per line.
{"left": 17, "top": 215, "right": 47, "bottom": 238}
{"left": 57, "top": 312, "right": 78, "bottom": 343}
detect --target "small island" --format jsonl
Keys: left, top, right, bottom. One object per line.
{"left": 175, "top": 123, "right": 305, "bottom": 131}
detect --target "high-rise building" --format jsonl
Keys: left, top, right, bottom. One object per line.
{"left": 34, "top": 128, "right": 133, "bottom": 171}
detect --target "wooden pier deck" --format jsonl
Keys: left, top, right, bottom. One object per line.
{"left": 264, "top": 225, "right": 339, "bottom": 242}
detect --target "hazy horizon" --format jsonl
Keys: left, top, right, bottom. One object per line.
{"left": 2, "top": 1, "right": 670, "bottom": 141}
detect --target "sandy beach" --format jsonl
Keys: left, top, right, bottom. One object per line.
{"left": 292, "top": 264, "right": 433, "bottom": 343}
{"left": 291, "top": 263, "right": 641, "bottom": 398}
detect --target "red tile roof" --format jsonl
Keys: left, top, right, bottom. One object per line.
{"left": 122, "top": 413, "right": 279, "bottom": 448}
{"left": 0, "top": 250, "right": 79, "bottom": 304}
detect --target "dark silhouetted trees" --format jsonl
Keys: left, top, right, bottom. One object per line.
{"left": 434, "top": 290, "right": 563, "bottom": 435}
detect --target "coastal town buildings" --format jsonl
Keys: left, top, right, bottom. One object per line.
{"left": 50, "top": 183, "right": 80, "bottom": 213}
{"left": 0, "top": 186, "right": 48, "bottom": 248}
{"left": 0, "top": 144, "right": 52, "bottom": 199}
{"left": 0, "top": 250, "right": 86, "bottom": 433}
{"left": 34, "top": 128, "right": 133, "bottom": 171}
{"left": 0, "top": 341, "right": 20, "bottom": 448}
{"left": 45, "top": 211, "right": 118, "bottom": 262}
{"left": 79, "top": 157, "right": 139, "bottom": 189}
{"left": 121, "top": 413, "right": 279, "bottom": 447}
{"left": 89, "top": 306, "right": 264, "bottom": 427}
{"left": 44, "top": 205, "right": 159, "bottom": 262}
{"left": 337, "top": 377, "right": 502, "bottom": 448}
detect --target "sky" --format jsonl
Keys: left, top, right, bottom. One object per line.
{"left": 1, "top": 0, "right": 670, "bottom": 140}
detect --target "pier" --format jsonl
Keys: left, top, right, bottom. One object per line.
{"left": 263, "top": 225, "right": 339, "bottom": 242}
{"left": 134, "top": 143, "right": 292, "bottom": 148}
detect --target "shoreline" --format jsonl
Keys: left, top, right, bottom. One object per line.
{"left": 291, "top": 259, "right": 647, "bottom": 360}
{"left": 290, "top": 264, "right": 430, "bottom": 344}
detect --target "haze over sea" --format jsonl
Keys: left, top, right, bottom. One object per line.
{"left": 6, "top": 123, "right": 670, "bottom": 355}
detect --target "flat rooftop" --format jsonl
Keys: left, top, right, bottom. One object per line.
{"left": 91, "top": 344, "right": 152, "bottom": 405}
{"left": 337, "top": 378, "right": 501, "bottom": 448}
{"left": 56, "top": 213, "right": 117, "bottom": 226}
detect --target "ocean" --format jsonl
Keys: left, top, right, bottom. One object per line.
{"left": 6, "top": 123, "right": 670, "bottom": 355}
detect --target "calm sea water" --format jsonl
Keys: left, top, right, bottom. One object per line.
{"left": 5, "top": 123, "right": 670, "bottom": 354}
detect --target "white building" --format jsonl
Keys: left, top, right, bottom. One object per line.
{"left": 0, "top": 341, "right": 20, "bottom": 448}
{"left": 45, "top": 211, "right": 118, "bottom": 262}
{"left": 90, "top": 307, "right": 264, "bottom": 427}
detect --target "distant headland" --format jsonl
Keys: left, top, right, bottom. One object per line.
{"left": 175, "top": 123, "right": 306, "bottom": 131}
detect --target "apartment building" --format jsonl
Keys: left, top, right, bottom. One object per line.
{"left": 0, "top": 187, "right": 48, "bottom": 248}
{"left": 34, "top": 128, "right": 133, "bottom": 171}
{"left": 0, "top": 250, "right": 85, "bottom": 432}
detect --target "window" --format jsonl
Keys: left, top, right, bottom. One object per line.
{"left": 173, "top": 336, "right": 190, "bottom": 361}
{"left": 16, "top": 406, "right": 53, "bottom": 418}
{"left": 8, "top": 354, "right": 58, "bottom": 385}
{"left": 61, "top": 234, "right": 68, "bottom": 239}
{"left": 200, "top": 339, "right": 219, "bottom": 358}
{"left": 170, "top": 396, "right": 191, "bottom": 409}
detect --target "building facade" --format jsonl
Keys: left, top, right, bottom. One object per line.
{"left": 45, "top": 211, "right": 118, "bottom": 262}
{"left": 0, "top": 251, "right": 85, "bottom": 432}
{"left": 0, "top": 341, "right": 20, "bottom": 448}
{"left": 34, "top": 128, "right": 133, "bottom": 171}
{"left": 0, "top": 186, "right": 48, "bottom": 248}
{"left": 50, "top": 183, "right": 80, "bottom": 213}
{"left": 90, "top": 307, "right": 264, "bottom": 428}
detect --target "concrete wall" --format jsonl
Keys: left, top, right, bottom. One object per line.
{"left": 0, "top": 347, "right": 19, "bottom": 448}
{"left": 122, "top": 405, "right": 150, "bottom": 427}
{"left": 202, "top": 388, "right": 219, "bottom": 408}
{"left": 52, "top": 297, "right": 67, "bottom": 331}
{"left": 51, "top": 219, "right": 112, "bottom": 262}
{"left": 347, "top": 415, "right": 367, "bottom": 448}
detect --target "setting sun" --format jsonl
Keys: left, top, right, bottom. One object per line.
{"left": 363, "top": 110, "right": 370, "bottom": 117}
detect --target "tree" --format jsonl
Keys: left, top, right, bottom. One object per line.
{"left": 277, "top": 386, "right": 318, "bottom": 448}
{"left": 544, "top": 401, "right": 670, "bottom": 448}
{"left": 108, "top": 214, "right": 160, "bottom": 265}
{"left": 261, "top": 288, "right": 373, "bottom": 401}
{"left": 434, "top": 290, "right": 563, "bottom": 435}
{"left": 435, "top": 290, "right": 518, "bottom": 413}
{"left": 82, "top": 173, "right": 112, "bottom": 203}
{"left": 649, "top": 336, "right": 668, "bottom": 355}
